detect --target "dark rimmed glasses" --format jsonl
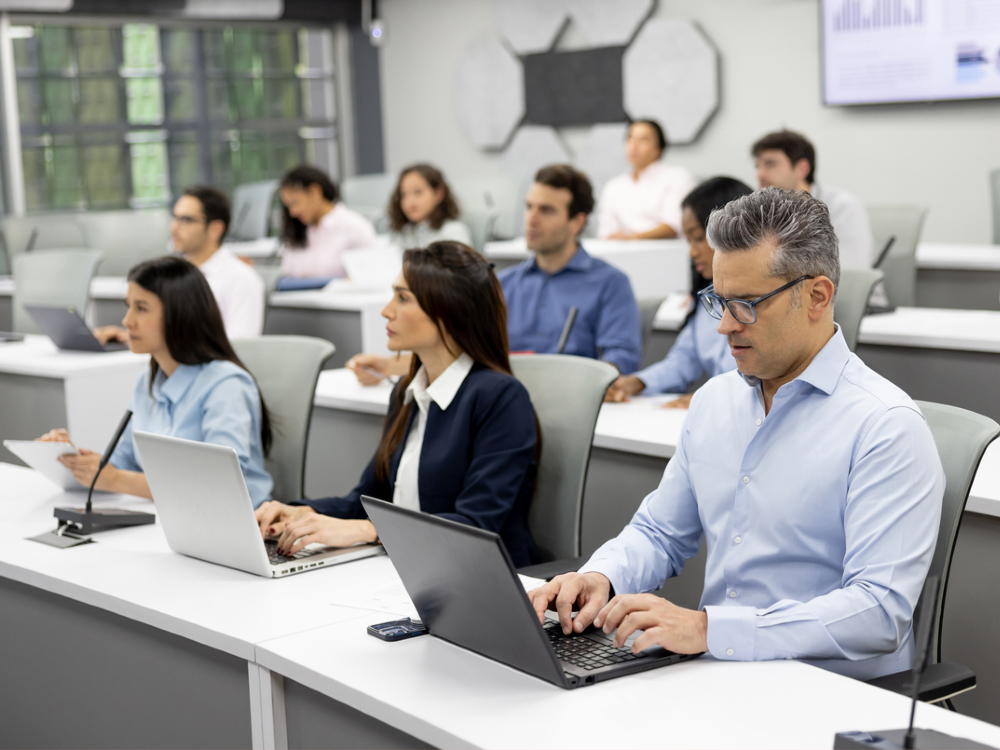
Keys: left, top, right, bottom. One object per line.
{"left": 697, "top": 275, "right": 815, "bottom": 325}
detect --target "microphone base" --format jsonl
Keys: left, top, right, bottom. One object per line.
{"left": 54, "top": 507, "right": 155, "bottom": 536}
{"left": 834, "top": 729, "right": 996, "bottom": 749}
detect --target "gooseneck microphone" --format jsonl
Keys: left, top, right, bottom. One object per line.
{"left": 54, "top": 410, "right": 156, "bottom": 536}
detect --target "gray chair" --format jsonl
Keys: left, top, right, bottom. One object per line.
{"left": 230, "top": 180, "right": 279, "bottom": 241}
{"left": 254, "top": 264, "right": 284, "bottom": 327}
{"left": 867, "top": 205, "right": 927, "bottom": 308}
{"left": 868, "top": 401, "right": 999, "bottom": 704}
{"left": 833, "top": 268, "right": 884, "bottom": 352}
{"left": 451, "top": 174, "right": 522, "bottom": 240}
{"left": 340, "top": 173, "right": 395, "bottom": 231}
{"left": 79, "top": 209, "right": 170, "bottom": 276}
{"left": 990, "top": 169, "right": 1000, "bottom": 245}
{"left": 509, "top": 354, "right": 618, "bottom": 567}
{"left": 231, "top": 335, "right": 335, "bottom": 503}
{"left": 12, "top": 249, "right": 103, "bottom": 334}
{"left": 638, "top": 297, "right": 667, "bottom": 351}
{"left": 462, "top": 207, "right": 500, "bottom": 252}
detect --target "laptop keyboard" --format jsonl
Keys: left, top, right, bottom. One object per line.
{"left": 265, "top": 539, "right": 321, "bottom": 566}
{"left": 544, "top": 621, "right": 650, "bottom": 670}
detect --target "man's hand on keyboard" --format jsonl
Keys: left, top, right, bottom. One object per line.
{"left": 527, "top": 572, "right": 612, "bottom": 635}
{"left": 595, "top": 593, "right": 708, "bottom": 655}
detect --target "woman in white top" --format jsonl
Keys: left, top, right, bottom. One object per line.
{"left": 387, "top": 164, "right": 472, "bottom": 249}
{"left": 598, "top": 119, "right": 696, "bottom": 240}
{"left": 279, "top": 166, "right": 377, "bottom": 279}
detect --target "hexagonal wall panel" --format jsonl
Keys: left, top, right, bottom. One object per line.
{"left": 500, "top": 126, "right": 572, "bottom": 179}
{"left": 573, "top": 122, "right": 629, "bottom": 201}
{"left": 453, "top": 37, "right": 525, "bottom": 150}
{"left": 494, "top": 0, "right": 568, "bottom": 55}
{"left": 623, "top": 18, "right": 718, "bottom": 145}
{"left": 566, "top": 0, "right": 652, "bottom": 47}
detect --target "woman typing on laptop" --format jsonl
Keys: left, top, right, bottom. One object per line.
{"left": 37, "top": 256, "right": 274, "bottom": 505}
{"left": 255, "top": 241, "right": 540, "bottom": 567}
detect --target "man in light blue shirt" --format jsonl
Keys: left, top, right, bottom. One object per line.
{"left": 529, "top": 188, "right": 943, "bottom": 680}
{"left": 499, "top": 165, "right": 642, "bottom": 374}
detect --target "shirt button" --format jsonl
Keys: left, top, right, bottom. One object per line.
{"left": 726, "top": 648, "right": 734, "bottom": 656}
{"left": 734, "top": 536, "right": 742, "bottom": 544}
{"left": 743, "top": 476, "right": 750, "bottom": 484}
{"left": 729, "top": 590, "right": 737, "bottom": 598}
{"left": 755, "top": 419, "right": 762, "bottom": 426}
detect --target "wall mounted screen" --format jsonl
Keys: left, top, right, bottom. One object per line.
{"left": 822, "top": 0, "right": 1000, "bottom": 105}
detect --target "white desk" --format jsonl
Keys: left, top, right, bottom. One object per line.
{"left": 916, "top": 243, "right": 1000, "bottom": 310}
{"left": 0, "top": 462, "right": 385, "bottom": 748}
{"left": 264, "top": 289, "right": 392, "bottom": 369}
{"left": 257, "top": 612, "right": 1000, "bottom": 750}
{"left": 223, "top": 237, "right": 282, "bottom": 260}
{"left": 483, "top": 238, "right": 691, "bottom": 301}
{"left": 0, "top": 335, "right": 147, "bottom": 466}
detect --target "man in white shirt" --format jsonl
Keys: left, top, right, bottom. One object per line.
{"left": 96, "top": 186, "right": 265, "bottom": 344}
{"left": 173, "top": 186, "right": 265, "bottom": 339}
{"left": 753, "top": 130, "right": 875, "bottom": 269}
{"left": 598, "top": 119, "right": 697, "bottom": 240}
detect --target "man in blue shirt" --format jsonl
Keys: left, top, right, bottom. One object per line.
{"left": 499, "top": 165, "right": 641, "bottom": 373}
{"left": 529, "top": 188, "right": 944, "bottom": 680}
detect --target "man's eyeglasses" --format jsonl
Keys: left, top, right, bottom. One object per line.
{"left": 697, "top": 275, "right": 815, "bottom": 325}
{"left": 171, "top": 214, "right": 205, "bottom": 226}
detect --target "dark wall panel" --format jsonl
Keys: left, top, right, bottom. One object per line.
{"left": 523, "top": 46, "right": 628, "bottom": 127}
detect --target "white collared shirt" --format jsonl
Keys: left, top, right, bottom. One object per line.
{"left": 597, "top": 160, "right": 697, "bottom": 238}
{"left": 393, "top": 352, "right": 475, "bottom": 511}
{"left": 198, "top": 247, "right": 266, "bottom": 339}
{"left": 811, "top": 182, "right": 875, "bottom": 269}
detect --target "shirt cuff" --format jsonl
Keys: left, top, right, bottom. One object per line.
{"left": 705, "top": 605, "right": 757, "bottom": 661}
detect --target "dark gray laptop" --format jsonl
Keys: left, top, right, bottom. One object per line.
{"left": 25, "top": 304, "right": 127, "bottom": 352}
{"left": 361, "top": 496, "right": 699, "bottom": 689}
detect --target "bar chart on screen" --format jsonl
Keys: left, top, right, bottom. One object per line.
{"left": 831, "top": 0, "right": 924, "bottom": 32}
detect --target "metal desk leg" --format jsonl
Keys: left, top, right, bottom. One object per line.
{"left": 251, "top": 663, "right": 289, "bottom": 750}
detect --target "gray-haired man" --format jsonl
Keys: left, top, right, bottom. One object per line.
{"left": 529, "top": 188, "right": 943, "bottom": 680}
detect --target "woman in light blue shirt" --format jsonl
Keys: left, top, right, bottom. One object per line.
{"left": 39, "top": 256, "right": 274, "bottom": 505}
{"left": 605, "top": 177, "right": 753, "bottom": 407}
{"left": 387, "top": 164, "right": 472, "bottom": 249}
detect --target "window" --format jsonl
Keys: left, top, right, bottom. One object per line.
{"left": 12, "top": 22, "right": 338, "bottom": 213}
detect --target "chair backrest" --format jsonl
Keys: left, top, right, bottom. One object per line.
{"left": 254, "top": 263, "right": 284, "bottom": 327}
{"left": 990, "top": 169, "right": 1000, "bottom": 245}
{"left": 913, "top": 400, "right": 999, "bottom": 664}
{"left": 12, "top": 249, "right": 103, "bottom": 334}
{"left": 450, "top": 174, "right": 522, "bottom": 240}
{"left": 638, "top": 297, "right": 667, "bottom": 349}
{"left": 866, "top": 205, "right": 927, "bottom": 308}
{"left": 2, "top": 214, "right": 89, "bottom": 261}
{"left": 79, "top": 209, "right": 171, "bottom": 276}
{"left": 510, "top": 354, "right": 618, "bottom": 562}
{"left": 231, "top": 336, "right": 336, "bottom": 502}
{"left": 833, "top": 268, "right": 883, "bottom": 352}
{"left": 462, "top": 207, "right": 499, "bottom": 252}
{"left": 230, "top": 180, "right": 279, "bottom": 241}
{"left": 340, "top": 173, "right": 395, "bottom": 231}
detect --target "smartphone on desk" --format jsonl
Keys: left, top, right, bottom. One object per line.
{"left": 367, "top": 617, "right": 427, "bottom": 642}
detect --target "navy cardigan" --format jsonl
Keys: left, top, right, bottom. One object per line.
{"left": 301, "top": 364, "right": 539, "bottom": 567}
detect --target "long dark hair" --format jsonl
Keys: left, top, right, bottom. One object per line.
{"left": 680, "top": 176, "right": 754, "bottom": 325}
{"left": 127, "top": 256, "right": 273, "bottom": 455}
{"left": 387, "top": 163, "right": 460, "bottom": 232}
{"left": 279, "top": 165, "right": 339, "bottom": 249}
{"left": 375, "top": 242, "right": 530, "bottom": 481}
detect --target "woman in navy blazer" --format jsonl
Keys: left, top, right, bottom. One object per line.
{"left": 255, "top": 242, "right": 539, "bottom": 567}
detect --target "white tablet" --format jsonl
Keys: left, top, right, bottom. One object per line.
{"left": 3, "top": 440, "right": 82, "bottom": 491}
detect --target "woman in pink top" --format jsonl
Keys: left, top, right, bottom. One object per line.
{"left": 279, "top": 166, "right": 377, "bottom": 279}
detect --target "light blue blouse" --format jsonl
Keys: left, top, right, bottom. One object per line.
{"left": 634, "top": 300, "right": 735, "bottom": 392}
{"left": 110, "top": 360, "right": 273, "bottom": 507}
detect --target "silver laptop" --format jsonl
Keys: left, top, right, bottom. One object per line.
{"left": 133, "top": 431, "right": 383, "bottom": 578}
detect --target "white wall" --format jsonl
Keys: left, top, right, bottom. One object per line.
{"left": 379, "top": 0, "right": 1000, "bottom": 243}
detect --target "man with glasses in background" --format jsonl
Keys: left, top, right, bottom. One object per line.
{"left": 96, "top": 186, "right": 265, "bottom": 343}
{"left": 529, "top": 188, "right": 944, "bottom": 680}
